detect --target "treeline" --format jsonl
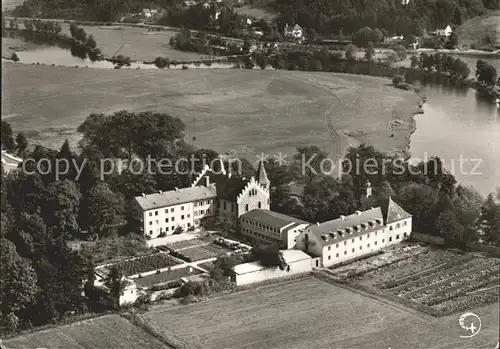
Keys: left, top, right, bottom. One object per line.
{"left": 169, "top": 28, "right": 243, "bottom": 56}
{"left": 274, "top": 0, "right": 497, "bottom": 37}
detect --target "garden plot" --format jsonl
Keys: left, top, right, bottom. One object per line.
{"left": 166, "top": 238, "right": 208, "bottom": 251}
{"left": 101, "top": 253, "right": 182, "bottom": 276}
{"left": 179, "top": 244, "right": 232, "bottom": 261}
{"left": 135, "top": 266, "right": 203, "bottom": 289}
{"left": 348, "top": 245, "right": 500, "bottom": 315}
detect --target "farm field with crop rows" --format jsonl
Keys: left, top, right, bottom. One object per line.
{"left": 346, "top": 245, "right": 500, "bottom": 316}
{"left": 3, "top": 315, "right": 170, "bottom": 349}
{"left": 143, "top": 277, "right": 499, "bottom": 349}
{"left": 102, "top": 253, "right": 182, "bottom": 276}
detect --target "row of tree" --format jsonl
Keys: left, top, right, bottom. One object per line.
{"left": 409, "top": 52, "right": 471, "bottom": 80}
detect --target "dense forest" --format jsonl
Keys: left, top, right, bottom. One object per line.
{"left": 10, "top": 0, "right": 500, "bottom": 36}
{"left": 274, "top": 0, "right": 499, "bottom": 36}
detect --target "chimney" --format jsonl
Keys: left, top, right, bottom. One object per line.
{"left": 355, "top": 211, "right": 362, "bottom": 215}
{"left": 175, "top": 187, "right": 179, "bottom": 191}
{"left": 340, "top": 215, "right": 346, "bottom": 220}
{"left": 205, "top": 176, "right": 210, "bottom": 187}
{"left": 142, "top": 193, "right": 146, "bottom": 197}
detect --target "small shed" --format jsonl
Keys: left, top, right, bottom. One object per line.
{"left": 230, "top": 250, "right": 312, "bottom": 286}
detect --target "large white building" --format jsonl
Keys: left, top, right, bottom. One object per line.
{"left": 131, "top": 158, "right": 271, "bottom": 241}
{"left": 240, "top": 209, "right": 310, "bottom": 249}
{"left": 229, "top": 249, "right": 313, "bottom": 286}
{"left": 295, "top": 197, "right": 412, "bottom": 268}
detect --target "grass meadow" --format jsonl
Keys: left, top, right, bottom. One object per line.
{"left": 456, "top": 10, "right": 500, "bottom": 47}
{"left": 143, "top": 277, "right": 500, "bottom": 349}
{"left": 2, "top": 315, "right": 171, "bottom": 349}
{"left": 57, "top": 24, "right": 204, "bottom": 62}
{"left": 2, "top": 63, "right": 420, "bottom": 160}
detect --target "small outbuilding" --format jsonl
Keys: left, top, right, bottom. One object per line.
{"left": 229, "top": 250, "right": 312, "bottom": 286}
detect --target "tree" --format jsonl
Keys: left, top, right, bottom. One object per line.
{"left": 255, "top": 53, "right": 268, "bottom": 69}
{"left": 85, "top": 34, "right": 97, "bottom": 49}
{"left": 345, "top": 44, "right": 357, "bottom": 61}
{"left": 393, "top": 75, "right": 406, "bottom": 86}
{"left": 480, "top": 194, "right": 500, "bottom": 246}
{"left": 393, "top": 45, "right": 407, "bottom": 60}
{"left": 1, "top": 121, "right": 16, "bottom": 151}
{"left": 271, "top": 55, "right": 284, "bottom": 70}
{"left": 16, "top": 132, "right": 28, "bottom": 153}
{"left": 476, "top": 60, "right": 497, "bottom": 86}
{"left": 436, "top": 209, "right": 463, "bottom": 241}
{"left": 83, "top": 182, "right": 125, "bottom": 237}
{"left": 1, "top": 238, "right": 38, "bottom": 329}
{"left": 42, "top": 180, "right": 81, "bottom": 237}
{"left": 410, "top": 55, "right": 420, "bottom": 68}
{"left": 251, "top": 243, "right": 285, "bottom": 268}
{"left": 106, "top": 266, "right": 124, "bottom": 308}
{"left": 364, "top": 42, "right": 375, "bottom": 61}
{"left": 396, "top": 183, "right": 439, "bottom": 233}
{"left": 154, "top": 56, "right": 170, "bottom": 69}
{"left": 446, "top": 30, "right": 459, "bottom": 49}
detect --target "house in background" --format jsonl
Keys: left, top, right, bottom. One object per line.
{"left": 240, "top": 209, "right": 311, "bottom": 249}
{"left": 229, "top": 249, "right": 314, "bottom": 286}
{"left": 430, "top": 25, "right": 452, "bottom": 37}
{"left": 284, "top": 23, "right": 303, "bottom": 41}
{"left": 295, "top": 197, "right": 412, "bottom": 268}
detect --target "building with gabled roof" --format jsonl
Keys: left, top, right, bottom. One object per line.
{"left": 229, "top": 249, "right": 313, "bottom": 286}
{"left": 295, "top": 197, "right": 412, "bottom": 267}
{"left": 240, "top": 209, "right": 311, "bottom": 248}
{"left": 131, "top": 156, "right": 271, "bottom": 244}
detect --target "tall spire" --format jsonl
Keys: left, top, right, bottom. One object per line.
{"left": 256, "top": 160, "right": 270, "bottom": 190}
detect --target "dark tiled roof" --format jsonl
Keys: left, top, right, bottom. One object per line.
{"left": 241, "top": 209, "right": 310, "bottom": 228}
{"left": 380, "top": 197, "right": 412, "bottom": 224}
{"left": 308, "top": 208, "right": 384, "bottom": 247}
{"left": 197, "top": 170, "right": 250, "bottom": 202}
{"left": 256, "top": 160, "right": 270, "bottom": 185}
{"left": 134, "top": 186, "right": 217, "bottom": 211}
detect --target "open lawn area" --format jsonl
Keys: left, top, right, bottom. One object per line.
{"left": 2, "top": 63, "right": 420, "bottom": 160}
{"left": 456, "top": 10, "right": 500, "bottom": 47}
{"left": 143, "top": 277, "right": 499, "bottom": 349}
{"left": 2, "top": 315, "right": 170, "bottom": 349}
{"left": 57, "top": 24, "right": 204, "bottom": 62}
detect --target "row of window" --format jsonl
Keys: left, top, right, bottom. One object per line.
{"left": 148, "top": 222, "right": 192, "bottom": 235}
{"left": 195, "top": 208, "right": 212, "bottom": 216}
{"left": 149, "top": 214, "right": 192, "bottom": 225}
{"left": 325, "top": 233, "right": 407, "bottom": 257}
{"left": 147, "top": 201, "right": 214, "bottom": 217}
{"left": 242, "top": 218, "right": 280, "bottom": 234}
{"left": 242, "top": 228, "right": 279, "bottom": 243}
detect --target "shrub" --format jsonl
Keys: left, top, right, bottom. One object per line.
{"left": 173, "top": 226, "right": 183, "bottom": 235}
{"left": 392, "top": 74, "right": 406, "bottom": 86}
{"left": 158, "top": 231, "right": 167, "bottom": 238}
{"left": 11, "top": 53, "right": 19, "bottom": 62}
{"left": 182, "top": 65, "right": 189, "bottom": 70}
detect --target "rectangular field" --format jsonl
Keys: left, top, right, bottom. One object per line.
{"left": 143, "top": 277, "right": 499, "bottom": 349}
{"left": 103, "top": 253, "right": 182, "bottom": 276}
{"left": 344, "top": 246, "right": 500, "bottom": 316}
{"left": 135, "top": 267, "right": 203, "bottom": 289}
{"left": 179, "top": 244, "right": 232, "bottom": 261}
{"left": 3, "top": 315, "right": 170, "bottom": 349}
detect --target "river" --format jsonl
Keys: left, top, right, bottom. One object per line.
{"left": 411, "top": 82, "right": 499, "bottom": 196}
{"left": 3, "top": 38, "right": 499, "bottom": 196}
